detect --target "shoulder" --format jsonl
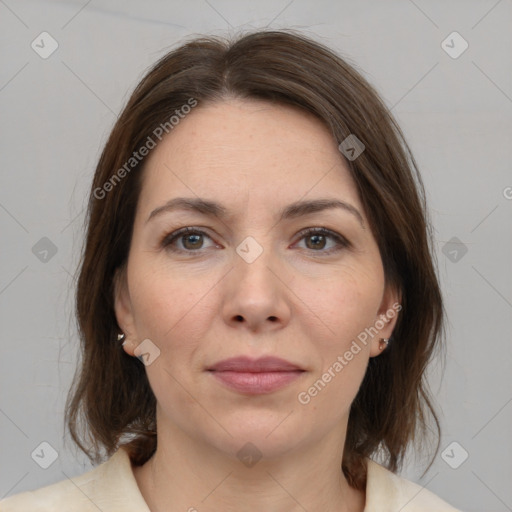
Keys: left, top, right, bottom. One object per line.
{"left": 364, "top": 458, "right": 462, "bottom": 512}
{"left": 0, "top": 447, "right": 150, "bottom": 512}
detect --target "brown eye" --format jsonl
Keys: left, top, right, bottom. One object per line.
{"left": 296, "top": 227, "right": 349, "bottom": 254}
{"left": 305, "top": 233, "right": 327, "bottom": 250}
{"left": 182, "top": 233, "right": 203, "bottom": 250}
{"left": 161, "top": 227, "right": 216, "bottom": 253}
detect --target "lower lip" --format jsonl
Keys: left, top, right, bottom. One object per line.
{"left": 209, "top": 370, "right": 304, "bottom": 394}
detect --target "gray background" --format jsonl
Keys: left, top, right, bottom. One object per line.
{"left": 1, "top": 1, "right": 511, "bottom": 510}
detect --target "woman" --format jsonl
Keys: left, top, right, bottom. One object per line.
{"left": 1, "top": 30, "right": 461, "bottom": 511}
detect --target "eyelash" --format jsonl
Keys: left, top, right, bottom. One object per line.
{"left": 160, "top": 226, "right": 350, "bottom": 255}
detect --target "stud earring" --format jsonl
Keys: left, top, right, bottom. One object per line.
{"left": 117, "top": 333, "right": 126, "bottom": 342}
{"left": 378, "top": 338, "right": 389, "bottom": 350}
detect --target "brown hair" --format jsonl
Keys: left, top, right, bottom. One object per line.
{"left": 66, "top": 29, "right": 444, "bottom": 490}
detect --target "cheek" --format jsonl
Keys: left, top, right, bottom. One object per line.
{"left": 295, "top": 265, "right": 383, "bottom": 349}
{"left": 127, "top": 257, "right": 217, "bottom": 341}
{"left": 128, "top": 269, "right": 214, "bottom": 405}
{"left": 299, "top": 266, "right": 383, "bottom": 412}
{"left": 296, "top": 275, "right": 378, "bottom": 419}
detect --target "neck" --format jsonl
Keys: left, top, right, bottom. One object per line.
{"left": 132, "top": 419, "right": 365, "bottom": 512}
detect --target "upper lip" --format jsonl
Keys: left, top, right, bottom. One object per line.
{"left": 207, "top": 356, "right": 304, "bottom": 372}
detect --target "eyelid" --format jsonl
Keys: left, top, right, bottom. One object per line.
{"left": 160, "top": 226, "right": 219, "bottom": 250}
{"left": 292, "top": 227, "right": 351, "bottom": 252}
{"left": 160, "top": 225, "right": 350, "bottom": 254}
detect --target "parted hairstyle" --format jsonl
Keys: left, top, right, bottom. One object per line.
{"left": 66, "top": 29, "right": 445, "bottom": 491}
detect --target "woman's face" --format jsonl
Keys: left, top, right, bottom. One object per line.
{"left": 115, "top": 98, "right": 398, "bottom": 461}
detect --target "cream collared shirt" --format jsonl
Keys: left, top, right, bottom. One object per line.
{"left": 1, "top": 446, "right": 461, "bottom": 511}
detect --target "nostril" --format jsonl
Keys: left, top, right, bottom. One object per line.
{"left": 235, "top": 315, "right": 244, "bottom": 322}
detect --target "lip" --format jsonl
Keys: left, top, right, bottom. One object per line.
{"left": 207, "top": 356, "right": 304, "bottom": 372}
{"left": 207, "top": 356, "right": 305, "bottom": 395}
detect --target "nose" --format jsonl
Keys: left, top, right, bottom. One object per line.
{"left": 221, "top": 246, "right": 292, "bottom": 334}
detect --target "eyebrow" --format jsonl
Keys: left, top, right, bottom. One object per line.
{"left": 146, "top": 197, "right": 364, "bottom": 227}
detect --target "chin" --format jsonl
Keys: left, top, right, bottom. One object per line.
{"left": 209, "top": 410, "right": 306, "bottom": 458}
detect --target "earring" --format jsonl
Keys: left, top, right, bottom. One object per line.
{"left": 117, "top": 332, "right": 126, "bottom": 342}
{"left": 378, "top": 338, "right": 389, "bottom": 350}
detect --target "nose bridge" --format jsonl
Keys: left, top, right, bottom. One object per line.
{"left": 234, "top": 233, "right": 281, "bottom": 292}
{"left": 222, "top": 232, "right": 291, "bottom": 330}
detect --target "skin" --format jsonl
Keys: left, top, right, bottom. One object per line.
{"left": 114, "top": 98, "right": 399, "bottom": 512}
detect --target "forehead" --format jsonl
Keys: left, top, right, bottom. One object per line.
{"left": 137, "top": 99, "right": 361, "bottom": 217}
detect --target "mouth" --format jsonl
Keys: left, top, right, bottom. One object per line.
{"left": 207, "top": 356, "right": 305, "bottom": 395}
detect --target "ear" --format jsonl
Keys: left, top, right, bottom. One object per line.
{"left": 369, "top": 283, "right": 402, "bottom": 358}
{"left": 113, "top": 266, "right": 137, "bottom": 357}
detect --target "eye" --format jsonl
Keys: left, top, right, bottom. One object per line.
{"left": 294, "top": 227, "right": 350, "bottom": 254}
{"left": 160, "top": 226, "right": 350, "bottom": 255}
{"left": 161, "top": 227, "right": 218, "bottom": 253}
